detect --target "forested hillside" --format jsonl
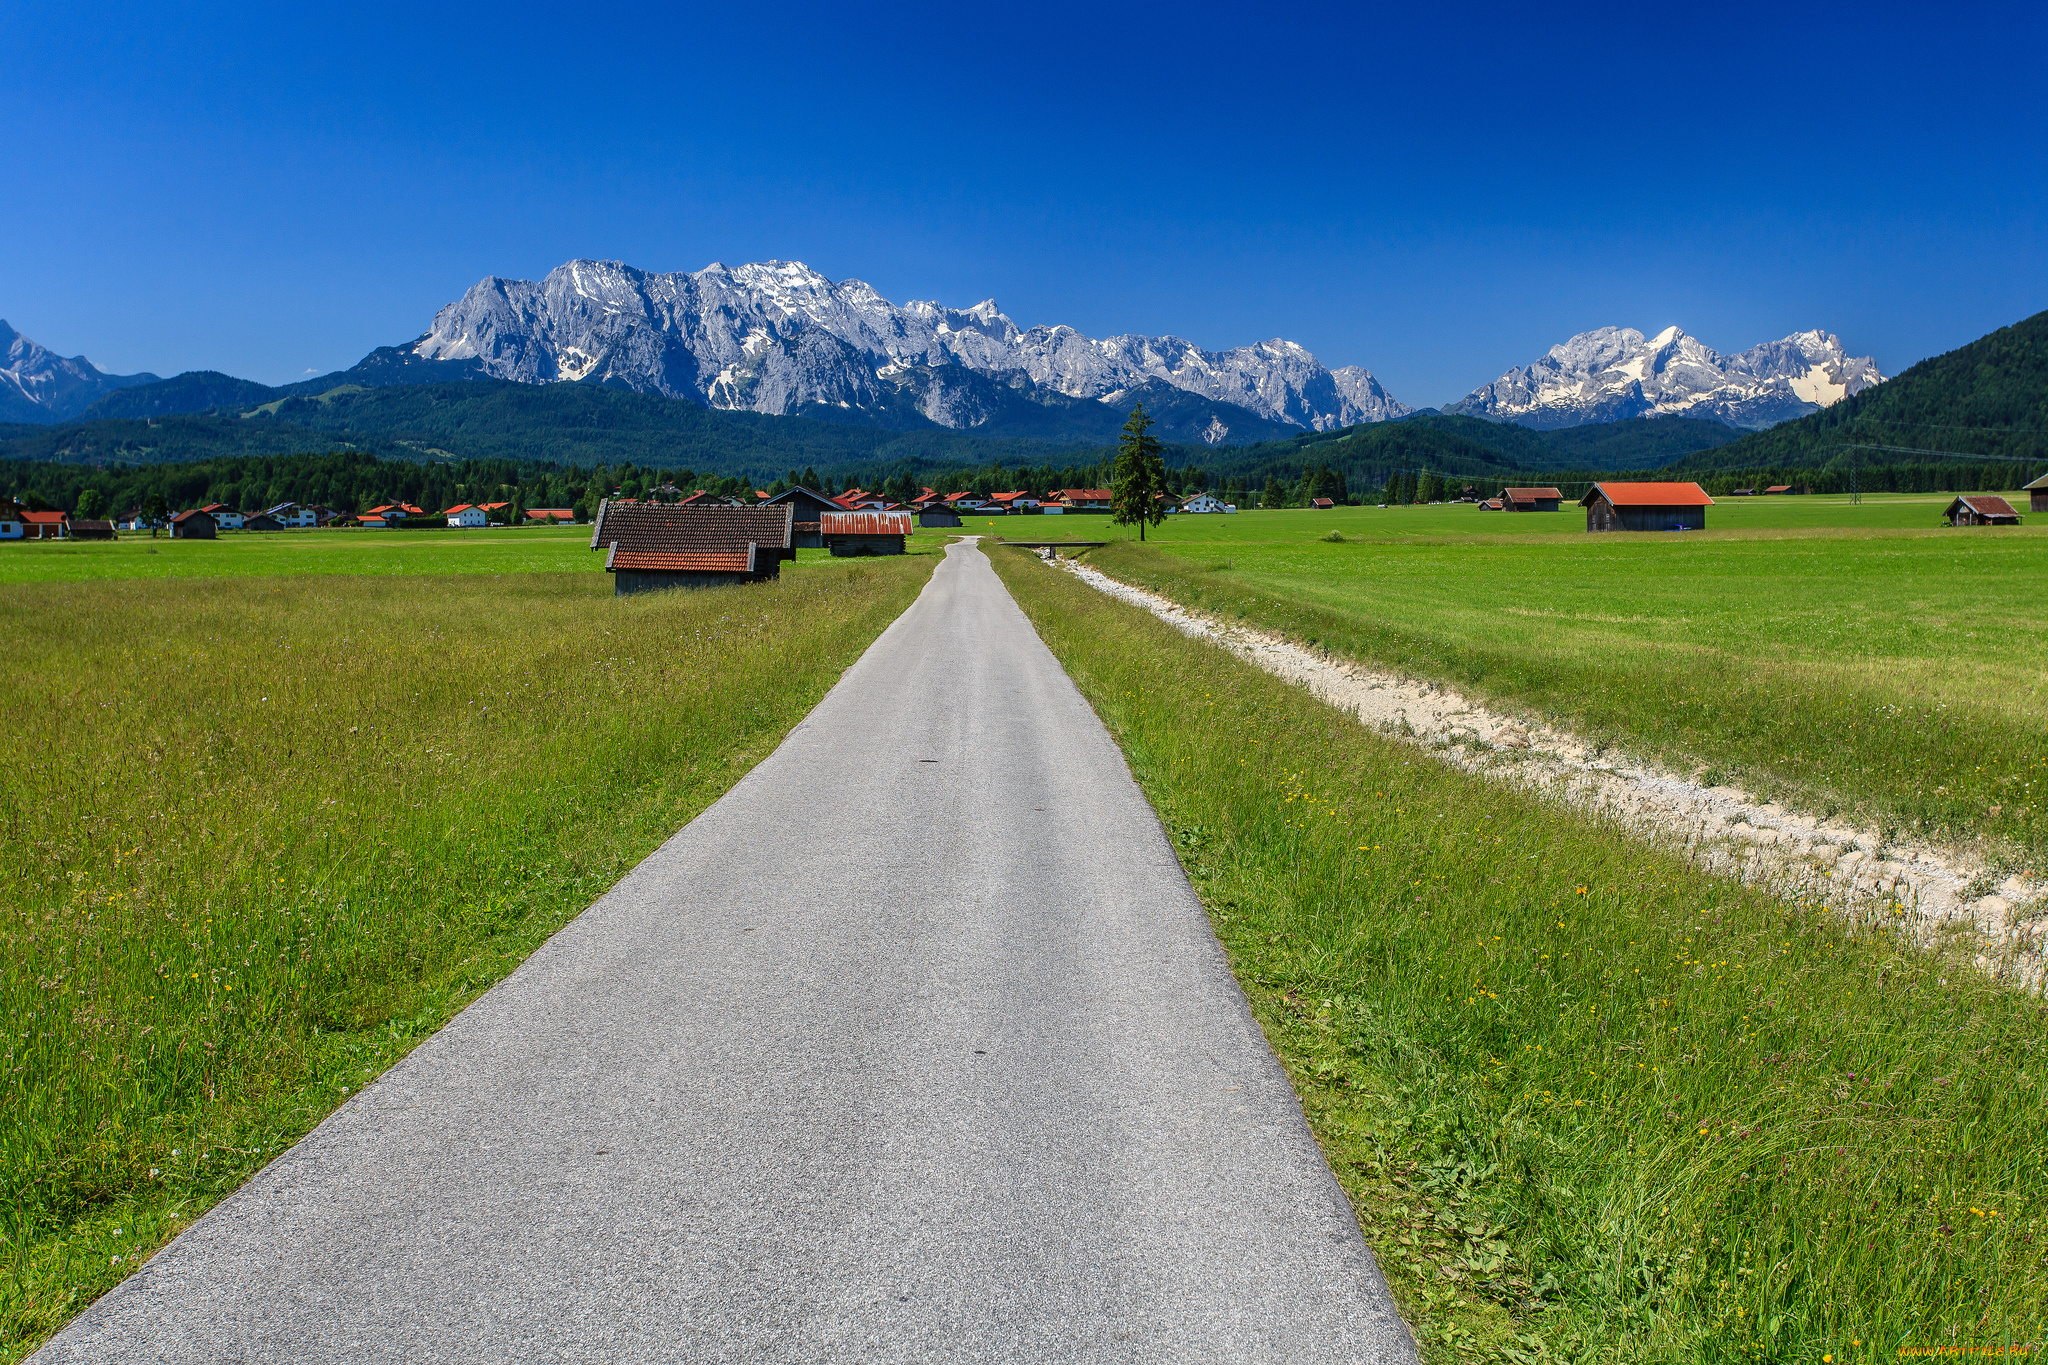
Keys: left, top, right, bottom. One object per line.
{"left": 1690, "top": 309, "right": 2048, "bottom": 478}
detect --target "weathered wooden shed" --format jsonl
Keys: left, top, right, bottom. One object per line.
{"left": 589, "top": 499, "right": 794, "bottom": 595}
{"left": 68, "top": 519, "right": 117, "bottom": 540}
{"left": 762, "top": 487, "right": 844, "bottom": 548}
{"left": 821, "top": 511, "right": 912, "bottom": 556}
{"left": 1501, "top": 486, "right": 1563, "bottom": 512}
{"left": 242, "top": 513, "right": 285, "bottom": 532}
{"left": 605, "top": 542, "right": 774, "bottom": 593}
{"left": 169, "top": 509, "right": 217, "bottom": 539}
{"left": 1580, "top": 482, "right": 1714, "bottom": 532}
{"left": 1944, "top": 495, "right": 2021, "bottom": 526}
{"left": 2025, "top": 473, "right": 2048, "bottom": 514}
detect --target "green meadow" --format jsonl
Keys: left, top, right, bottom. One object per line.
{"left": 0, "top": 521, "right": 956, "bottom": 585}
{"left": 991, "top": 544, "right": 2048, "bottom": 1362}
{"left": 0, "top": 554, "right": 937, "bottom": 1358}
{"left": 1032, "top": 495, "right": 2048, "bottom": 866}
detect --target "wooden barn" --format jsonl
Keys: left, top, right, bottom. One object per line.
{"left": 1501, "top": 486, "right": 1563, "bottom": 512}
{"left": 1944, "top": 495, "right": 2021, "bottom": 526}
{"left": 242, "top": 513, "right": 285, "bottom": 532}
{"left": 763, "top": 486, "right": 849, "bottom": 547}
{"left": 588, "top": 499, "right": 794, "bottom": 594}
{"left": 2025, "top": 473, "right": 2048, "bottom": 513}
{"left": 169, "top": 509, "right": 217, "bottom": 539}
{"left": 1580, "top": 482, "right": 1714, "bottom": 532}
{"left": 821, "top": 510, "right": 912, "bottom": 556}
{"left": 68, "top": 519, "right": 117, "bottom": 540}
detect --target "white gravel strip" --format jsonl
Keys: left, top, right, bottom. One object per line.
{"left": 1051, "top": 551, "right": 2045, "bottom": 992}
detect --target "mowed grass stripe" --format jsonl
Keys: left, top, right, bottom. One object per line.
{"left": 0, "top": 558, "right": 934, "bottom": 1359}
{"left": 1072, "top": 515, "right": 2048, "bottom": 867}
{"left": 989, "top": 546, "right": 2048, "bottom": 1362}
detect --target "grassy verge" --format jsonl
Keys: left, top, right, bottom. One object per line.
{"left": 1057, "top": 532, "right": 2048, "bottom": 870}
{"left": 0, "top": 558, "right": 934, "bottom": 1358}
{"left": 990, "top": 546, "right": 2048, "bottom": 1362}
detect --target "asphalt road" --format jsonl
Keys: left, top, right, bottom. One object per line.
{"left": 36, "top": 540, "right": 1417, "bottom": 1364}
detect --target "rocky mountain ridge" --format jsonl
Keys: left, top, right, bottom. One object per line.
{"left": 0, "top": 320, "right": 159, "bottom": 424}
{"left": 404, "top": 259, "right": 1413, "bottom": 441}
{"left": 1446, "top": 325, "right": 1881, "bottom": 429}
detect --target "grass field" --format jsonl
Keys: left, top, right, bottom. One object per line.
{"left": 1015, "top": 497, "right": 2048, "bottom": 867}
{"left": 0, "top": 554, "right": 938, "bottom": 1358}
{"left": 989, "top": 544, "right": 2048, "bottom": 1362}
{"left": 0, "top": 521, "right": 957, "bottom": 585}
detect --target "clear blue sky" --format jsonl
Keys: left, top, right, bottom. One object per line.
{"left": 6, "top": 1, "right": 2043, "bottom": 408}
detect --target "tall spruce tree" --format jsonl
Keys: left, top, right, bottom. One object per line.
{"left": 1112, "top": 404, "right": 1167, "bottom": 539}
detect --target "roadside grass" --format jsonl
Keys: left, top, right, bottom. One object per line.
{"left": 989, "top": 546, "right": 2048, "bottom": 1363}
{"left": 0, "top": 558, "right": 935, "bottom": 1359}
{"left": 0, "top": 522, "right": 956, "bottom": 586}
{"left": 1032, "top": 521, "right": 2048, "bottom": 868}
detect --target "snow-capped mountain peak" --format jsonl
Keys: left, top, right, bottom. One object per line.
{"left": 406, "top": 258, "right": 1413, "bottom": 434}
{"left": 0, "top": 319, "right": 160, "bottom": 424}
{"left": 1447, "top": 325, "right": 1880, "bottom": 429}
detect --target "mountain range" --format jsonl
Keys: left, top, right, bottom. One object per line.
{"left": 5, "top": 259, "right": 1882, "bottom": 447}
{"left": 1446, "top": 325, "right": 1882, "bottom": 429}
{"left": 1, "top": 320, "right": 159, "bottom": 423}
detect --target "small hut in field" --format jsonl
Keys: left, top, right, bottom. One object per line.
{"left": 2025, "top": 473, "right": 2048, "bottom": 514}
{"left": 1579, "top": 482, "right": 1714, "bottom": 532}
{"left": 1943, "top": 495, "right": 2021, "bottom": 527}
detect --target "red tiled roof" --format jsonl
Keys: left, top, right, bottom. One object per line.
{"left": 1310, "top": 497, "right": 1335, "bottom": 508}
{"left": 1503, "top": 486, "right": 1564, "bottom": 502}
{"left": 524, "top": 507, "right": 575, "bottom": 521}
{"left": 22, "top": 510, "right": 66, "bottom": 525}
{"left": 1764, "top": 485, "right": 1792, "bottom": 494}
{"left": 442, "top": 504, "right": 476, "bottom": 515}
{"left": 1953, "top": 495, "right": 2020, "bottom": 518}
{"left": 821, "top": 511, "right": 912, "bottom": 537}
{"left": 1582, "top": 482, "right": 1714, "bottom": 508}
{"left": 478, "top": 502, "right": 510, "bottom": 511}
{"left": 607, "top": 546, "right": 756, "bottom": 574}
{"left": 1049, "top": 488, "right": 1112, "bottom": 502}
{"left": 169, "top": 508, "right": 214, "bottom": 525}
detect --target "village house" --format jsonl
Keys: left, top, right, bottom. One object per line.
{"left": 1045, "top": 488, "right": 1113, "bottom": 512}
{"left": 242, "top": 513, "right": 285, "bottom": 532}
{"left": 1580, "top": 482, "right": 1714, "bottom": 532}
{"left": 1179, "top": 492, "right": 1234, "bottom": 514}
{"left": 197, "top": 503, "right": 245, "bottom": 530}
{"left": 989, "top": 491, "right": 1039, "bottom": 513}
{"left": 761, "top": 486, "right": 845, "bottom": 547}
{"left": 170, "top": 509, "right": 218, "bottom": 539}
{"left": 443, "top": 503, "right": 488, "bottom": 528}
{"left": 263, "top": 502, "right": 319, "bottom": 528}
{"left": 821, "top": 510, "right": 912, "bottom": 556}
{"left": 524, "top": 507, "right": 576, "bottom": 524}
{"left": 1943, "top": 495, "right": 2021, "bottom": 526}
{"left": 590, "top": 499, "right": 796, "bottom": 594}
{"left": 0, "top": 509, "right": 22, "bottom": 539}
{"left": 2025, "top": 473, "right": 2048, "bottom": 513}
{"left": 21, "top": 510, "right": 69, "bottom": 539}
{"left": 1501, "top": 486, "right": 1564, "bottom": 512}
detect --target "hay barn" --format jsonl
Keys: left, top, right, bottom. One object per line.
{"left": 169, "top": 509, "right": 217, "bottom": 539}
{"left": 821, "top": 511, "right": 911, "bottom": 556}
{"left": 589, "top": 499, "right": 794, "bottom": 594}
{"left": 1944, "top": 495, "right": 2021, "bottom": 526}
{"left": 1502, "top": 486, "right": 1563, "bottom": 512}
{"left": 1580, "top": 482, "right": 1714, "bottom": 532}
{"left": 2026, "top": 473, "right": 2048, "bottom": 513}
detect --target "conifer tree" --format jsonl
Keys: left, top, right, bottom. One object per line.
{"left": 1112, "top": 404, "right": 1167, "bottom": 539}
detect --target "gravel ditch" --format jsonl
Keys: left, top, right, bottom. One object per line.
{"left": 1053, "top": 551, "right": 2045, "bottom": 992}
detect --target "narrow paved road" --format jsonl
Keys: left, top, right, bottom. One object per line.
{"left": 38, "top": 541, "right": 1416, "bottom": 1364}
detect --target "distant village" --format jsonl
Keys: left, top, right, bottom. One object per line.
{"left": 4, "top": 472, "right": 2035, "bottom": 555}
